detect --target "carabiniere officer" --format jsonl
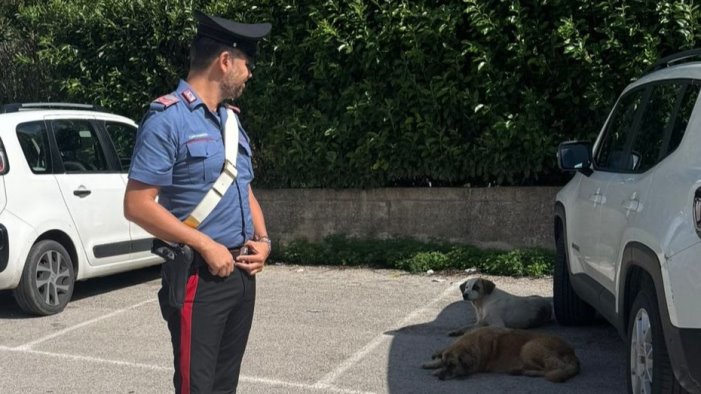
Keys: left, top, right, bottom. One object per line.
{"left": 124, "top": 10, "right": 272, "bottom": 393}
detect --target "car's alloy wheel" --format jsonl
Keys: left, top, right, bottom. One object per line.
{"left": 14, "top": 240, "right": 75, "bottom": 316}
{"left": 626, "top": 278, "right": 686, "bottom": 394}
{"left": 630, "top": 308, "right": 653, "bottom": 394}
{"left": 34, "top": 249, "right": 71, "bottom": 306}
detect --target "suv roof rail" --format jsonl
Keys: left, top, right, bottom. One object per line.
{"left": 0, "top": 102, "right": 106, "bottom": 114}
{"left": 646, "top": 49, "right": 701, "bottom": 75}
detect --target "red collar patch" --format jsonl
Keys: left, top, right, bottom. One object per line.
{"left": 182, "top": 89, "right": 197, "bottom": 104}
{"left": 155, "top": 94, "right": 179, "bottom": 107}
{"left": 225, "top": 104, "right": 241, "bottom": 114}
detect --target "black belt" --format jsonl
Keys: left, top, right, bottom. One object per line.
{"left": 229, "top": 247, "right": 244, "bottom": 257}
{"left": 192, "top": 247, "right": 244, "bottom": 265}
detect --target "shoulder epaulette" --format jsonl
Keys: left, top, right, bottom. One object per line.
{"left": 149, "top": 94, "right": 180, "bottom": 111}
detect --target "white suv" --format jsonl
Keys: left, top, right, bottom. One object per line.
{"left": 555, "top": 50, "right": 701, "bottom": 393}
{"left": 0, "top": 103, "right": 161, "bottom": 316}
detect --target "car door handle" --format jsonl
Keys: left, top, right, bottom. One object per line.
{"left": 622, "top": 198, "right": 640, "bottom": 213}
{"left": 589, "top": 189, "right": 605, "bottom": 205}
{"left": 622, "top": 191, "right": 640, "bottom": 213}
{"left": 73, "top": 189, "right": 91, "bottom": 197}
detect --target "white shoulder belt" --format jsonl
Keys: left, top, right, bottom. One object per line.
{"left": 183, "top": 108, "right": 239, "bottom": 228}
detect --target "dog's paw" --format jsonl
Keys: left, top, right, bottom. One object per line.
{"left": 422, "top": 359, "right": 443, "bottom": 369}
{"left": 448, "top": 325, "right": 476, "bottom": 336}
{"left": 434, "top": 368, "right": 453, "bottom": 380}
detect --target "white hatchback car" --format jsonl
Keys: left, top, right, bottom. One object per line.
{"left": 0, "top": 103, "right": 161, "bottom": 315}
{"left": 555, "top": 50, "right": 701, "bottom": 393}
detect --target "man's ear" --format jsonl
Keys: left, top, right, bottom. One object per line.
{"left": 209, "top": 51, "right": 234, "bottom": 74}
{"left": 214, "top": 50, "right": 232, "bottom": 73}
{"left": 481, "top": 279, "right": 496, "bottom": 295}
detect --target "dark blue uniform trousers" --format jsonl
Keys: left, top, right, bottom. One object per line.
{"left": 159, "top": 254, "right": 256, "bottom": 394}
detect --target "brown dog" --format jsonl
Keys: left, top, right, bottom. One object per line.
{"left": 422, "top": 326, "right": 580, "bottom": 382}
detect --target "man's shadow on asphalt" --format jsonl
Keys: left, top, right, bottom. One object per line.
{"left": 384, "top": 300, "right": 475, "bottom": 393}
{"left": 0, "top": 264, "right": 161, "bottom": 319}
{"left": 384, "top": 298, "right": 625, "bottom": 394}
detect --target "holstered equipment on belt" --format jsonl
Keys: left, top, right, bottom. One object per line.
{"left": 152, "top": 239, "right": 194, "bottom": 309}
{"left": 152, "top": 108, "right": 240, "bottom": 309}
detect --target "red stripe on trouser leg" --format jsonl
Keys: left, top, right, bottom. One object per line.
{"left": 179, "top": 273, "right": 199, "bottom": 394}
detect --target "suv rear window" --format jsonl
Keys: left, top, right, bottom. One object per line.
{"left": 16, "top": 121, "right": 51, "bottom": 174}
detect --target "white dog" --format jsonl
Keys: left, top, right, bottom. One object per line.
{"left": 448, "top": 277, "right": 553, "bottom": 336}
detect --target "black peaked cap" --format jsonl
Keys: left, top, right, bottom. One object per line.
{"left": 194, "top": 11, "right": 271, "bottom": 60}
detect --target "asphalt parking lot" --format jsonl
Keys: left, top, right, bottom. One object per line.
{"left": 0, "top": 264, "right": 625, "bottom": 393}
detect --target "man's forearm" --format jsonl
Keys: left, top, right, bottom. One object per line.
{"left": 248, "top": 187, "right": 268, "bottom": 239}
{"left": 124, "top": 185, "right": 211, "bottom": 251}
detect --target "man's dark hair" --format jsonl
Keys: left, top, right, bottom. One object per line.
{"left": 189, "top": 36, "right": 235, "bottom": 72}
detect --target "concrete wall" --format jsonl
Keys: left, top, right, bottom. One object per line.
{"left": 255, "top": 187, "right": 561, "bottom": 250}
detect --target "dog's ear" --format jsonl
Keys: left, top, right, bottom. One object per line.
{"left": 481, "top": 279, "right": 496, "bottom": 294}
{"left": 459, "top": 281, "right": 467, "bottom": 294}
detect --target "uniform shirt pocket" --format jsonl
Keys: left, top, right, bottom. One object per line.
{"left": 186, "top": 139, "right": 223, "bottom": 183}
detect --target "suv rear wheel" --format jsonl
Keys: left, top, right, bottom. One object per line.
{"left": 553, "top": 227, "right": 596, "bottom": 325}
{"left": 626, "top": 279, "right": 686, "bottom": 394}
{"left": 14, "top": 240, "right": 75, "bottom": 316}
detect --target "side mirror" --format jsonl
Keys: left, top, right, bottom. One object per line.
{"left": 557, "top": 141, "right": 592, "bottom": 175}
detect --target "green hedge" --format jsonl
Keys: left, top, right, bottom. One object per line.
{"left": 272, "top": 235, "right": 554, "bottom": 277}
{"left": 0, "top": 0, "right": 50, "bottom": 104}
{"left": 5, "top": 0, "right": 701, "bottom": 187}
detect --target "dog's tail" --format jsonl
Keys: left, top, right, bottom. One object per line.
{"left": 544, "top": 353, "right": 580, "bottom": 383}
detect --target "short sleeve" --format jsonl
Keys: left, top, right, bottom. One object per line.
{"left": 128, "top": 111, "right": 178, "bottom": 186}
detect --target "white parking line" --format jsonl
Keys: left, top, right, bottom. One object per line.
{"left": 4, "top": 279, "right": 456, "bottom": 393}
{"left": 0, "top": 346, "right": 375, "bottom": 394}
{"left": 240, "top": 375, "right": 375, "bottom": 394}
{"left": 312, "top": 281, "right": 456, "bottom": 389}
{"left": 14, "top": 298, "right": 157, "bottom": 350}
{"left": 0, "top": 345, "right": 170, "bottom": 370}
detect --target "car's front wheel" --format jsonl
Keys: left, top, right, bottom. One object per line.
{"left": 626, "top": 279, "right": 686, "bottom": 394}
{"left": 14, "top": 240, "right": 75, "bottom": 316}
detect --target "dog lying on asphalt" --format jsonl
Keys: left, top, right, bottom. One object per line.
{"left": 448, "top": 277, "right": 552, "bottom": 336}
{"left": 422, "top": 326, "right": 580, "bottom": 382}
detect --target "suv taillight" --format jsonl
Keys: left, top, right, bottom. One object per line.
{"left": 0, "top": 138, "right": 6, "bottom": 175}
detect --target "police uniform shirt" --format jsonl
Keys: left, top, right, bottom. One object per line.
{"left": 129, "top": 79, "right": 254, "bottom": 249}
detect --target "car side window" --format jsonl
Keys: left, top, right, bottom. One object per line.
{"left": 105, "top": 122, "right": 136, "bottom": 172}
{"left": 630, "top": 81, "right": 686, "bottom": 173}
{"left": 662, "top": 81, "right": 700, "bottom": 160}
{"left": 52, "top": 119, "right": 108, "bottom": 173}
{"left": 595, "top": 88, "right": 645, "bottom": 171}
{"left": 16, "top": 121, "right": 51, "bottom": 174}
